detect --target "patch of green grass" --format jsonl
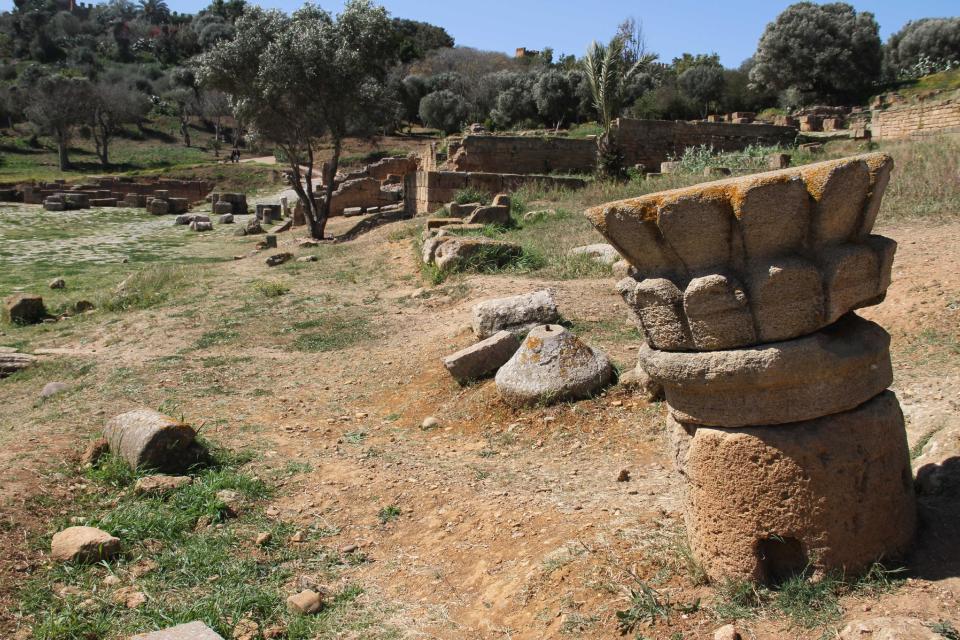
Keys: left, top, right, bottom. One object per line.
{"left": 18, "top": 442, "right": 396, "bottom": 639}
{"left": 287, "top": 314, "right": 373, "bottom": 353}
{"left": 616, "top": 582, "right": 673, "bottom": 633}
{"left": 930, "top": 621, "right": 960, "bottom": 640}
{"left": 97, "top": 264, "right": 191, "bottom": 313}
{"left": 253, "top": 280, "right": 291, "bottom": 298}
{"left": 194, "top": 327, "right": 241, "bottom": 349}
{"left": 453, "top": 187, "right": 491, "bottom": 205}
{"left": 377, "top": 505, "right": 402, "bottom": 524}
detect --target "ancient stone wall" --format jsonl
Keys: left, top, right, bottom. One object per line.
{"left": 871, "top": 98, "right": 960, "bottom": 140}
{"left": 20, "top": 177, "right": 213, "bottom": 205}
{"left": 405, "top": 171, "right": 587, "bottom": 215}
{"left": 446, "top": 135, "right": 598, "bottom": 175}
{"left": 321, "top": 177, "right": 401, "bottom": 217}
{"left": 612, "top": 118, "right": 798, "bottom": 170}
{"left": 443, "top": 120, "right": 797, "bottom": 176}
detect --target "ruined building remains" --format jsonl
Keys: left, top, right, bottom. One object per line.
{"left": 586, "top": 153, "right": 916, "bottom": 583}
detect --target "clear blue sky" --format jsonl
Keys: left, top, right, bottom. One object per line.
{"left": 3, "top": 0, "right": 957, "bottom": 67}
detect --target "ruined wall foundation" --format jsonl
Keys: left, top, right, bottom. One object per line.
{"left": 586, "top": 152, "right": 916, "bottom": 583}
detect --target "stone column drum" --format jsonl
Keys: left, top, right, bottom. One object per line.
{"left": 585, "top": 153, "right": 916, "bottom": 584}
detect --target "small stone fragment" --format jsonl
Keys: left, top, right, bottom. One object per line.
{"left": 133, "top": 475, "right": 192, "bottom": 496}
{"left": 617, "top": 469, "right": 630, "bottom": 482}
{"left": 40, "top": 381, "right": 70, "bottom": 399}
{"left": 713, "top": 624, "right": 741, "bottom": 640}
{"left": 130, "top": 621, "right": 225, "bottom": 640}
{"left": 421, "top": 416, "right": 440, "bottom": 430}
{"left": 49, "top": 278, "right": 66, "bottom": 290}
{"left": 51, "top": 526, "right": 121, "bottom": 563}
{"left": 255, "top": 532, "right": 272, "bottom": 546}
{"left": 266, "top": 252, "right": 293, "bottom": 267}
{"left": 441, "top": 330, "right": 520, "bottom": 384}
{"left": 286, "top": 589, "right": 323, "bottom": 615}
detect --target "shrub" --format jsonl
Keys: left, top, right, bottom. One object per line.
{"left": 419, "top": 89, "right": 470, "bottom": 134}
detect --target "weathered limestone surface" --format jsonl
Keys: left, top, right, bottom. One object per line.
{"left": 495, "top": 325, "right": 612, "bottom": 407}
{"left": 103, "top": 409, "right": 196, "bottom": 471}
{"left": 131, "top": 621, "right": 225, "bottom": 640}
{"left": 639, "top": 314, "right": 892, "bottom": 427}
{"left": 0, "top": 352, "right": 36, "bottom": 377}
{"left": 4, "top": 294, "right": 47, "bottom": 325}
{"left": 442, "top": 330, "right": 520, "bottom": 384}
{"left": 672, "top": 392, "right": 916, "bottom": 582}
{"left": 588, "top": 153, "right": 897, "bottom": 350}
{"left": 471, "top": 290, "right": 560, "bottom": 339}
{"left": 51, "top": 526, "right": 121, "bottom": 563}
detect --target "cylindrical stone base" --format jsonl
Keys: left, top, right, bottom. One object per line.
{"left": 670, "top": 391, "right": 916, "bottom": 583}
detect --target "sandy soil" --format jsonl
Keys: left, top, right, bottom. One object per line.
{"left": 0, "top": 208, "right": 957, "bottom": 639}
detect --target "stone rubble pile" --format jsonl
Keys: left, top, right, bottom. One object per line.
{"left": 421, "top": 193, "right": 521, "bottom": 272}
{"left": 586, "top": 152, "right": 916, "bottom": 583}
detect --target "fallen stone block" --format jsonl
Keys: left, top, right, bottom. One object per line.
{"left": 838, "top": 617, "right": 942, "bottom": 640}
{"left": 471, "top": 289, "right": 560, "bottom": 339}
{"left": 213, "top": 201, "right": 234, "bottom": 215}
{"left": 465, "top": 205, "right": 510, "bottom": 225}
{"left": 103, "top": 409, "right": 197, "bottom": 472}
{"left": 190, "top": 221, "right": 213, "bottom": 232}
{"left": 569, "top": 243, "right": 620, "bottom": 265}
{"left": 4, "top": 294, "right": 47, "bottom": 325}
{"left": 639, "top": 314, "right": 893, "bottom": 427}
{"left": 51, "top": 526, "right": 121, "bottom": 563}
{"left": 433, "top": 237, "right": 522, "bottom": 272}
{"left": 0, "top": 352, "right": 36, "bottom": 378}
{"left": 449, "top": 202, "right": 481, "bottom": 218}
{"left": 287, "top": 589, "right": 323, "bottom": 615}
{"left": 174, "top": 214, "right": 195, "bottom": 226}
{"left": 266, "top": 252, "right": 293, "bottom": 267}
{"left": 427, "top": 217, "right": 463, "bottom": 230}
{"left": 131, "top": 621, "right": 225, "bottom": 640}
{"left": 442, "top": 330, "right": 520, "bottom": 384}
{"left": 495, "top": 325, "right": 612, "bottom": 407}
{"left": 219, "top": 213, "right": 234, "bottom": 224}
{"left": 147, "top": 199, "right": 170, "bottom": 215}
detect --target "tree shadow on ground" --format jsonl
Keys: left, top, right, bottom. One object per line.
{"left": 907, "top": 457, "right": 960, "bottom": 580}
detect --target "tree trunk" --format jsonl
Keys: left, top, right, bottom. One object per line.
{"left": 180, "top": 116, "right": 190, "bottom": 147}
{"left": 316, "top": 138, "right": 341, "bottom": 240}
{"left": 99, "top": 137, "right": 109, "bottom": 168}
{"left": 56, "top": 130, "right": 70, "bottom": 171}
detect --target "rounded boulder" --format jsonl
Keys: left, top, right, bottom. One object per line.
{"left": 495, "top": 325, "right": 612, "bottom": 407}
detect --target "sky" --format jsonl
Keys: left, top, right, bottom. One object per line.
{"left": 2, "top": 0, "right": 957, "bottom": 67}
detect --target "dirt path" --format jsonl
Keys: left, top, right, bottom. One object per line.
{"left": 1, "top": 213, "right": 958, "bottom": 638}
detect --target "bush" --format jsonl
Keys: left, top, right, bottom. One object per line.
{"left": 418, "top": 89, "right": 470, "bottom": 134}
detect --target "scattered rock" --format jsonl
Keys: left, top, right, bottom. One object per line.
{"left": 4, "top": 294, "right": 47, "bottom": 325}
{"left": 49, "top": 277, "right": 66, "bottom": 290}
{"left": 73, "top": 300, "right": 95, "bottom": 314}
{"left": 421, "top": 416, "right": 440, "bottom": 430}
{"left": 232, "top": 618, "right": 259, "bottom": 640}
{"left": 103, "top": 408, "right": 197, "bottom": 472}
{"left": 286, "top": 589, "right": 323, "bottom": 615}
{"left": 80, "top": 437, "right": 109, "bottom": 466}
{"left": 245, "top": 219, "right": 264, "bottom": 235}
{"left": 569, "top": 243, "right": 620, "bottom": 265}
{"left": 219, "top": 213, "right": 235, "bottom": 224}
{"left": 133, "top": 475, "right": 193, "bottom": 496}
{"left": 471, "top": 289, "right": 561, "bottom": 339}
{"left": 130, "top": 621, "right": 225, "bottom": 640}
{"left": 618, "top": 362, "right": 665, "bottom": 401}
{"left": 113, "top": 586, "right": 147, "bottom": 609}
{"left": 190, "top": 220, "right": 213, "bottom": 232}
{"left": 433, "top": 237, "right": 522, "bottom": 272}
{"left": 713, "top": 624, "right": 742, "bottom": 640}
{"left": 617, "top": 469, "right": 631, "bottom": 482}
{"left": 40, "top": 381, "right": 70, "bottom": 399}
{"left": 441, "top": 330, "right": 520, "bottom": 384}
{"left": 522, "top": 209, "right": 557, "bottom": 222}
{"left": 266, "top": 252, "right": 293, "bottom": 267}
{"left": 495, "top": 325, "right": 613, "bottom": 407}
{"left": 296, "top": 255, "right": 318, "bottom": 263}
{"left": 255, "top": 532, "right": 272, "bottom": 546}
{"left": 611, "top": 259, "right": 635, "bottom": 279}
{"left": 838, "top": 617, "right": 941, "bottom": 639}
{"left": 289, "top": 530, "right": 305, "bottom": 543}
{"left": 0, "top": 351, "right": 35, "bottom": 378}
{"left": 465, "top": 205, "right": 510, "bottom": 225}
{"left": 51, "top": 526, "right": 121, "bottom": 563}
{"left": 216, "top": 489, "right": 243, "bottom": 517}
{"left": 341, "top": 543, "right": 359, "bottom": 554}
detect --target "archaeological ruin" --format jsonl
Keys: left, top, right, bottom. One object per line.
{"left": 586, "top": 152, "right": 917, "bottom": 583}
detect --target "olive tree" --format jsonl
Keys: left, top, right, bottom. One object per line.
{"left": 89, "top": 83, "right": 151, "bottom": 167}
{"left": 749, "top": 2, "right": 881, "bottom": 104}
{"left": 679, "top": 64, "right": 726, "bottom": 117}
{"left": 199, "top": 1, "right": 397, "bottom": 240}
{"left": 24, "top": 75, "right": 93, "bottom": 170}
{"left": 419, "top": 90, "right": 469, "bottom": 134}
{"left": 885, "top": 18, "right": 960, "bottom": 79}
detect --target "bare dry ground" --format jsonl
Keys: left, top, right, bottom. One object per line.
{"left": 0, "top": 140, "right": 958, "bottom": 639}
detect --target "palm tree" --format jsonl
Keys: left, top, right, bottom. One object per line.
{"left": 137, "top": 0, "right": 171, "bottom": 24}
{"left": 583, "top": 37, "right": 657, "bottom": 178}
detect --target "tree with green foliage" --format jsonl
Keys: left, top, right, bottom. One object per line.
{"left": 749, "top": 2, "right": 882, "bottom": 104}
{"left": 885, "top": 18, "right": 960, "bottom": 79}
{"left": 392, "top": 18, "right": 453, "bottom": 64}
{"left": 23, "top": 75, "right": 93, "bottom": 170}
{"left": 534, "top": 70, "right": 579, "bottom": 130}
{"left": 419, "top": 89, "right": 469, "bottom": 134}
{"left": 583, "top": 36, "right": 658, "bottom": 178}
{"left": 199, "top": 1, "right": 397, "bottom": 240}
{"left": 679, "top": 64, "right": 726, "bottom": 117}
{"left": 89, "top": 82, "right": 151, "bottom": 167}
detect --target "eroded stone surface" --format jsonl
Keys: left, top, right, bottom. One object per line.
{"left": 131, "top": 621, "right": 225, "bottom": 640}
{"left": 471, "top": 290, "right": 560, "bottom": 339}
{"left": 51, "top": 526, "right": 121, "bottom": 563}
{"left": 103, "top": 409, "right": 196, "bottom": 471}
{"left": 639, "top": 314, "right": 892, "bottom": 427}
{"left": 442, "top": 330, "right": 520, "bottom": 384}
{"left": 586, "top": 153, "right": 896, "bottom": 350}
{"left": 672, "top": 392, "right": 916, "bottom": 583}
{"left": 495, "top": 325, "right": 612, "bottom": 407}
